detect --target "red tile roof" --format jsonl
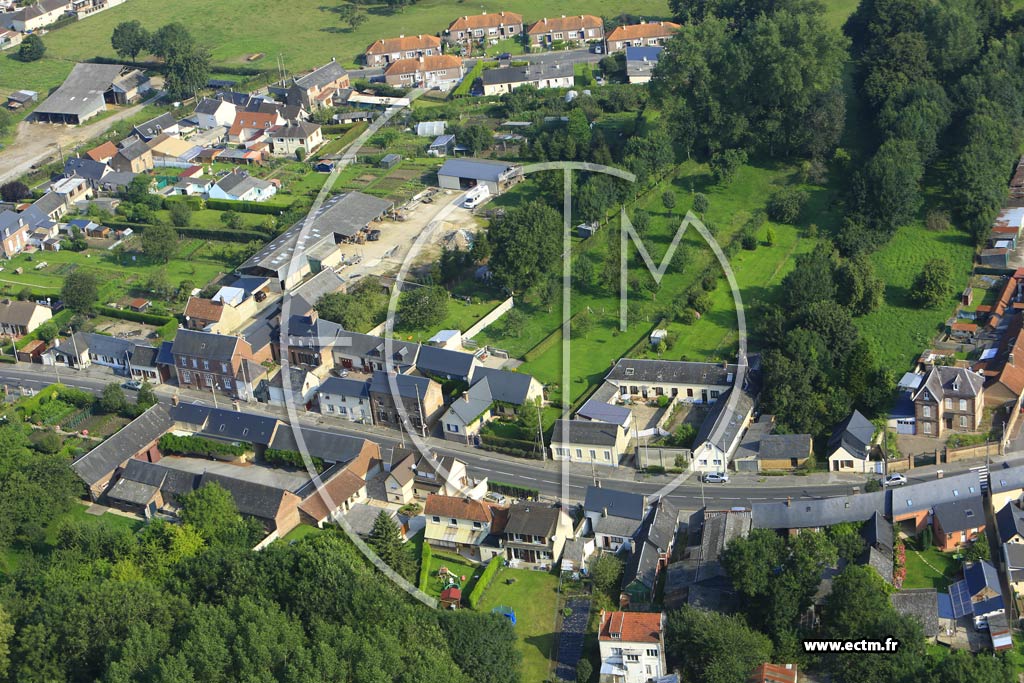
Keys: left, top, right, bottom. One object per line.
{"left": 228, "top": 112, "right": 280, "bottom": 138}
{"left": 297, "top": 469, "right": 366, "bottom": 521}
{"left": 423, "top": 493, "right": 494, "bottom": 523}
{"left": 184, "top": 297, "right": 225, "bottom": 322}
{"left": 366, "top": 34, "right": 441, "bottom": 55}
{"left": 448, "top": 11, "right": 523, "bottom": 31}
{"left": 598, "top": 611, "right": 663, "bottom": 644}
{"left": 750, "top": 663, "right": 798, "bottom": 683}
{"left": 86, "top": 141, "right": 118, "bottom": 162}
{"left": 606, "top": 21, "right": 681, "bottom": 42}
{"left": 384, "top": 55, "right": 463, "bottom": 76}
{"left": 527, "top": 15, "right": 603, "bottom": 34}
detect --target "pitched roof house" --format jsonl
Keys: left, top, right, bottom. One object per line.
{"left": 447, "top": 12, "right": 523, "bottom": 49}
{"left": 913, "top": 365, "right": 985, "bottom": 438}
{"left": 0, "top": 299, "right": 51, "bottom": 338}
{"left": 288, "top": 59, "right": 350, "bottom": 110}
{"left": 597, "top": 611, "right": 667, "bottom": 683}
{"left": 606, "top": 20, "right": 681, "bottom": 52}
{"left": 384, "top": 55, "right": 465, "bottom": 89}
{"left": 502, "top": 501, "right": 573, "bottom": 567}
{"left": 365, "top": 34, "right": 442, "bottom": 66}
{"left": 423, "top": 493, "right": 505, "bottom": 561}
{"left": 527, "top": 15, "right": 604, "bottom": 46}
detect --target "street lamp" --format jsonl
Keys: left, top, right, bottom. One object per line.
{"left": 211, "top": 381, "right": 220, "bottom": 409}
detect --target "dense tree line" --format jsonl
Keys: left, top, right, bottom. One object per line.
{"left": 758, "top": 244, "right": 891, "bottom": 437}
{"left": 656, "top": 0, "right": 849, "bottom": 161}
{"left": 843, "top": 0, "right": 1024, "bottom": 247}
{"left": 111, "top": 21, "right": 209, "bottom": 100}
{"left": 0, "top": 475, "right": 519, "bottom": 683}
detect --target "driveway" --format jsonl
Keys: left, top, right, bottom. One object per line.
{"left": 0, "top": 92, "right": 162, "bottom": 184}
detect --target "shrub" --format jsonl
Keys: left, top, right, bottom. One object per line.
{"left": 158, "top": 434, "right": 247, "bottom": 458}
{"left": 95, "top": 305, "right": 174, "bottom": 327}
{"left": 646, "top": 465, "right": 666, "bottom": 474}
{"left": 467, "top": 557, "right": 502, "bottom": 608}
{"left": 765, "top": 187, "right": 809, "bottom": 224}
{"left": 264, "top": 448, "right": 324, "bottom": 472}
{"left": 418, "top": 541, "right": 433, "bottom": 592}
{"left": 488, "top": 481, "right": 539, "bottom": 499}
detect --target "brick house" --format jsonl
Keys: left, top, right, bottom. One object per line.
{"left": 605, "top": 21, "right": 680, "bottom": 52}
{"left": 365, "top": 34, "right": 441, "bottom": 66}
{"left": 932, "top": 496, "right": 986, "bottom": 552}
{"left": 368, "top": 371, "right": 444, "bottom": 433}
{"left": 446, "top": 12, "right": 523, "bottom": 51}
{"left": 384, "top": 55, "right": 464, "bottom": 89}
{"left": 912, "top": 365, "right": 985, "bottom": 437}
{"left": 169, "top": 328, "right": 270, "bottom": 399}
{"left": 527, "top": 15, "right": 604, "bottom": 48}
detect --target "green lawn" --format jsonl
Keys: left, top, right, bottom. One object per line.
{"left": 855, "top": 222, "right": 976, "bottom": 371}
{"left": 281, "top": 524, "right": 325, "bottom": 543}
{"left": 480, "top": 159, "right": 825, "bottom": 405}
{"left": 477, "top": 567, "right": 562, "bottom": 683}
{"left": 422, "top": 550, "right": 482, "bottom": 599}
{"left": 903, "top": 546, "right": 959, "bottom": 591}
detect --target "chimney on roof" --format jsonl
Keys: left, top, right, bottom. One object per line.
{"left": 307, "top": 309, "right": 318, "bottom": 324}
{"left": 463, "top": 391, "right": 469, "bottom": 402}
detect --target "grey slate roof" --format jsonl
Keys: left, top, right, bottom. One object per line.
{"left": 996, "top": 501, "right": 1024, "bottom": 544}
{"left": 639, "top": 497, "right": 679, "bottom": 552}
{"left": 310, "top": 191, "right": 393, "bottom": 238}
{"left": 71, "top": 404, "right": 173, "bottom": 487}
{"left": 214, "top": 172, "right": 273, "bottom": 197}
{"left": 344, "top": 502, "right": 393, "bottom": 537}
{"left": 106, "top": 477, "right": 159, "bottom": 506}
{"left": 888, "top": 470, "right": 982, "bottom": 517}
{"left": 195, "top": 97, "right": 229, "bottom": 115}
{"left": 964, "top": 560, "right": 1002, "bottom": 598}
{"left": 291, "top": 267, "right": 345, "bottom": 313}
{"left": 584, "top": 486, "right": 646, "bottom": 520}
{"left": 35, "top": 63, "right": 124, "bottom": 118}
{"left": 64, "top": 157, "right": 110, "bottom": 181}
{"left": 577, "top": 399, "right": 632, "bottom": 428}
{"left": 415, "top": 344, "right": 475, "bottom": 379}
{"left": 933, "top": 496, "right": 985, "bottom": 534}
{"left": 504, "top": 501, "right": 562, "bottom": 537}
{"left": 623, "top": 538, "right": 660, "bottom": 591}
{"left": 471, "top": 366, "right": 536, "bottom": 404}
{"left": 286, "top": 313, "right": 347, "bottom": 348}
{"left": 318, "top": 376, "right": 370, "bottom": 399}
{"left": 269, "top": 424, "right": 368, "bottom": 464}
{"left": 0, "top": 300, "right": 45, "bottom": 327}
{"left": 890, "top": 589, "right": 939, "bottom": 637}
{"left": 752, "top": 490, "right": 886, "bottom": 530}
{"left": 438, "top": 157, "right": 519, "bottom": 183}
{"left": 445, "top": 378, "right": 493, "bottom": 424}
{"left": 861, "top": 545, "right": 894, "bottom": 584}
{"left": 170, "top": 328, "right": 241, "bottom": 362}
{"left": 827, "top": 409, "right": 874, "bottom": 458}
{"left": 913, "top": 365, "right": 984, "bottom": 402}
{"left": 551, "top": 419, "right": 620, "bottom": 447}
{"left": 757, "top": 433, "right": 811, "bottom": 461}
{"left": 695, "top": 509, "right": 751, "bottom": 583}
{"left": 861, "top": 511, "right": 894, "bottom": 552}
{"left": 272, "top": 121, "right": 321, "bottom": 139}
{"left": 133, "top": 112, "right": 178, "bottom": 139}
{"left": 480, "top": 63, "right": 570, "bottom": 86}
{"left": 170, "top": 403, "right": 280, "bottom": 446}
{"left": 294, "top": 60, "right": 348, "bottom": 90}
{"left": 605, "top": 358, "right": 738, "bottom": 386}
{"left": 692, "top": 388, "right": 754, "bottom": 454}
{"left": 369, "top": 370, "right": 435, "bottom": 400}
{"left": 1004, "top": 543, "right": 1024, "bottom": 573}
{"left": 198, "top": 471, "right": 290, "bottom": 524}
{"left": 990, "top": 464, "right": 1024, "bottom": 496}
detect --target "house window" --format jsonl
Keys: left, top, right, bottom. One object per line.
{"left": 447, "top": 423, "right": 459, "bottom": 433}
{"left": 180, "top": 357, "right": 187, "bottom": 367}
{"left": 647, "top": 649, "right": 658, "bottom": 657}
{"left": 450, "top": 518, "right": 458, "bottom": 526}
{"left": 327, "top": 404, "right": 334, "bottom": 413}
{"left": 191, "top": 359, "right": 198, "bottom": 369}
{"left": 923, "top": 406, "right": 931, "bottom": 418}
{"left": 181, "top": 371, "right": 191, "bottom": 383}
{"left": 221, "top": 363, "right": 229, "bottom": 374}
{"left": 687, "top": 388, "right": 693, "bottom": 397}
{"left": 576, "top": 448, "right": 582, "bottom": 458}
{"left": 945, "top": 398, "right": 952, "bottom": 409}
{"left": 671, "top": 388, "right": 678, "bottom": 397}
{"left": 710, "top": 390, "right": 720, "bottom": 399}
{"left": 589, "top": 449, "right": 596, "bottom": 458}
{"left": 223, "top": 378, "right": 232, "bottom": 389}
{"left": 960, "top": 415, "right": 967, "bottom": 428}
{"left": 432, "top": 516, "right": 440, "bottom": 523}
{"left": 604, "top": 450, "right": 611, "bottom": 460}
{"left": 473, "top": 521, "right": 482, "bottom": 529}
{"left": 923, "top": 423, "right": 932, "bottom": 435}
{"left": 959, "top": 399, "right": 967, "bottom": 411}
{"left": 626, "top": 654, "right": 640, "bottom": 663}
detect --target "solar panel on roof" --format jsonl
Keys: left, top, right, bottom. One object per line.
{"left": 948, "top": 580, "right": 972, "bottom": 618}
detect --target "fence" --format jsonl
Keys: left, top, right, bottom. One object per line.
{"left": 636, "top": 446, "right": 691, "bottom": 470}
{"left": 463, "top": 296, "right": 514, "bottom": 341}
{"left": 945, "top": 442, "right": 998, "bottom": 463}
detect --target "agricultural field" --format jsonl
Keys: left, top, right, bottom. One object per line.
{"left": 0, "top": 0, "right": 866, "bottom": 95}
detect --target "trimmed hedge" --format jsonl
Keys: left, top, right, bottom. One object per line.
{"left": 264, "top": 447, "right": 324, "bottom": 473}
{"left": 488, "top": 481, "right": 539, "bottom": 500}
{"left": 106, "top": 220, "right": 267, "bottom": 244}
{"left": 205, "top": 198, "right": 292, "bottom": 215}
{"left": 96, "top": 305, "right": 174, "bottom": 327}
{"left": 467, "top": 557, "right": 502, "bottom": 608}
{"left": 158, "top": 434, "right": 247, "bottom": 459}
{"left": 480, "top": 433, "right": 542, "bottom": 459}
{"left": 418, "top": 540, "right": 433, "bottom": 593}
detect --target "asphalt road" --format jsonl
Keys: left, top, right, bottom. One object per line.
{"left": 3, "top": 366, "right": 1012, "bottom": 510}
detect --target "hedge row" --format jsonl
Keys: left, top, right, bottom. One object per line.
{"left": 106, "top": 220, "right": 267, "bottom": 244}
{"left": 205, "top": 198, "right": 292, "bottom": 215}
{"left": 488, "top": 481, "right": 540, "bottom": 500}
{"left": 480, "top": 433, "right": 542, "bottom": 460}
{"left": 264, "top": 448, "right": 325, "bottom": 473}
{"left": 467, "top": 557, "right": 502, "bottom": 608}
{"left": 89, "top": 55, "right": 272, "bottom": 78}
{"left": 418, "top": 540, "right": 433, "bottom": 593}
{"left": 158, "top": 434, "right": 247, "bottom": 458}
{"left": 96, "top": 305, "right": 174, "bottom": 327}
{"left": 522, "top": 324, "right": 562, "bottom": 363}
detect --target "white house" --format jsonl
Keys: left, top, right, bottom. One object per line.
{"left": 422, "top": 493, "right": 505, "bottom": 562}
{"left": 583, "top": 486, "right": 647, "bottom": 553}
{"left": 441, "top": 367, "right": 544, "bottom": 444}
{"left": 550, "top": 419, "right": 629, "bottom": 467}
{"left": 826, "top": 410, "right": 876, "bottom": 474}
{"left": 209, "top": 172, "right": 277, "bottom": 202}
{"left": 193, "top": 98, "right": 237, "bottom": 130}
{"left": 597, "top": 611, "right": 667, "bottom": 683}
{"left": 317, "top": 376, "right": 372, "bottom": 423}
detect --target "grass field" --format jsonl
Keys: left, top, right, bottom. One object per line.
{"left": 903, "top": 546, "right": 960, "bottom": 591}
{"left": 476, "top": 566, "right": 562, "bottom": 683}
{"left": 0, "top": 236, "right": 239, "bottom": 303}
{"left": 422, "top": 549, "right": 482, "bottom": 599}
{"left": 2, "top": 0, "right": 865, "bottom": 95}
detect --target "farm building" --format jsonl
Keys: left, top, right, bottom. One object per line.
{"left": 33, "top": 63, "right": 129, "bottom": 125}
{"left": 437, "top": 157, "right": 522, "bottom": 194}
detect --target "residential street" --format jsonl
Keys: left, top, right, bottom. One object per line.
{"left": 2, "top": 364, "right": 1016, "bottom": 511}
{"left": 346, "top": 47, "right": 603, "bottom": 82}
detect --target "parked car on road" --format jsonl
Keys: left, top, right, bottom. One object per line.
{"left": 881, "top": 473, "right": 907, "bottom": 487}
{"left": 121, "top": 380, "right": 142, "bottom": 391}
{"left": 702, "top": 472, "right": 729, "bottom": 484}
